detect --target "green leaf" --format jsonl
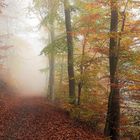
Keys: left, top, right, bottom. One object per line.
{"left": 40, "top": 35, "right": 67, "bottom": 55}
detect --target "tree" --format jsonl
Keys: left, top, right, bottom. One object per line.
{"left": 64, "top": 0, "right": 75, "bottom": 103}
{"left": 47, "top": 0, "right": 56, "bottom": 101}
{"left": 104, "top": 1, "right": 120, "bottom": 139}
{"left": 33, "top": 0, "right": 60, "bottom": 101}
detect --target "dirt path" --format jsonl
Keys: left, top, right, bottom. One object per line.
{"left": 0, "top": 96, "right": 103, "bottom": 140}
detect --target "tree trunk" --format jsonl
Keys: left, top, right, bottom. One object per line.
{"left": 47, "top": 1, "right": 55, "bottom": 101}
{"left": 77, "top": 82, "right": 82, "bottom": 105}
{"left": 59, "top": 56, "right": 65, "bottom": 87}
{"left": 47, "top": 24, "right": 55, "bottom": 101}
{"left": 64, "top": 0, "right": 75, "bottom": 103}
{"left": 104, "top": 1, "right": 120, "bottom": 140}
{"left": 77, "top": 34, "right": 87, "bottom": 105}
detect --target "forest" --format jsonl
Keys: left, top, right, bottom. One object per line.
{"left": 0, "top": 0, "right": 140, "bottom": 140}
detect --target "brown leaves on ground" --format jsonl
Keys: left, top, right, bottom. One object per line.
{"left": 0, "top": 95, "right": 104, "bottom": 140}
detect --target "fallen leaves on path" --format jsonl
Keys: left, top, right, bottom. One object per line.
{"left": 0, "top": 95, "right": 104, "bottom": 140}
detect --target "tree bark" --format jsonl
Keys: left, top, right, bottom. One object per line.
{"left": 104, "top": 1, "right": 120, "bottom": 140}
{"left": 64, "top": 0, "right": 75, "bottom": 103}
{"left": 47, "top": 1, "right": 55, "bottom": 101}
{"left": 47, "top": 25, "right": 55, "bottom": 101}
{"left": 77, "top": 34, "right": 87, "bottom": 105}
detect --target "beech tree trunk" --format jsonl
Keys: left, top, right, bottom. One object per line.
{"left": 77, "top": 34, "right": 87, "bottom": 105}
{"left": 104, "top": 1, "right": 120, "bottom": 140}
{"left": 47, "top": 1, "right": 55, "bottom": 101}
{"left": 48, "top": 24, "right": 55, "bottom": 101}
{"left": 64, "top": 0, "right": 75, "bottom": 103}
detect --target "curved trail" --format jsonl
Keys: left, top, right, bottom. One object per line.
{"left": 0, "top": 96, "right": 102, "bottom": 140}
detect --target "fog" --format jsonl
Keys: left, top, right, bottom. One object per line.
{"left": 0, "top": 0, "right": 47, "bottom": 96}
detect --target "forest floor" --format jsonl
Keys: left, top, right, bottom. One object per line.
{"left": 0, "top": 94, "right": 104, "bottom": 140}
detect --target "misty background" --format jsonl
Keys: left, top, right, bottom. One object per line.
{"left": 0, "top": 0, "right": 47, "bottom": 96}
